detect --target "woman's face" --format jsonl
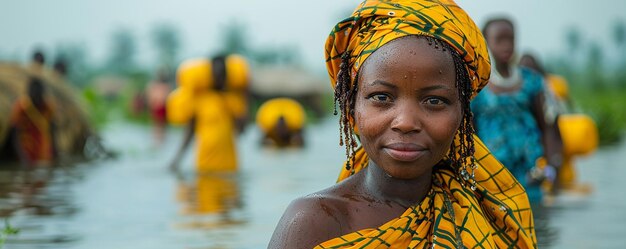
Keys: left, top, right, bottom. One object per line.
{"left": 355, "top": 37, "right": 462, "bottom": 180}
{"left": 485, "top": 21, "right": 515, "bottom": 64}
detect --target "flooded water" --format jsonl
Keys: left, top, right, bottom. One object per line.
{"left": 0, "top": 118, "right": 625, "bottom": 248}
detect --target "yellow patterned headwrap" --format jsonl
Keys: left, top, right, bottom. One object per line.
{"left": 318, "top": 1, "right": 537, "bottom": 248}
{"left": 325, "top": 0, "right": 490, "bottom": 97}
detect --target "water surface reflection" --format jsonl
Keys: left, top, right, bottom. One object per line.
{"left": 0, "top": 120, "right": 624, "bottom": 248}
{"left": 175, "top": 172, "right": 245, "bottom": 230}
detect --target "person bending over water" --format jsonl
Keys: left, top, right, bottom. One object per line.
{"left": 256, "top": 98, "right": 306, "bottom": 148}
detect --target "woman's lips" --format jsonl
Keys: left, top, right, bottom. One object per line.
{"left": 383, "top": 143, "right": 426, "bottom": 162}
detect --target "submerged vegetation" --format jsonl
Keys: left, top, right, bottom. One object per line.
{"left": 0, "top": 220, "right": 19, "bottom": 248}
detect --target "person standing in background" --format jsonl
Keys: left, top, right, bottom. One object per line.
{"left": 145, "top": 67, "right": 172, "bottom": 147}
{"left": 29, "top": 50, "right": 46, "bottom": 75}
{"left": 167, "top": 54, "right": 250, "bottom": 173}
{"left": 519, "top": 53, "right": 598, "bottom": 196}
{"left": 471, "top": 17, "right": 564, "bottom": 204}
{"left": 9, "top": 77, "right": 57, "bottom": 167}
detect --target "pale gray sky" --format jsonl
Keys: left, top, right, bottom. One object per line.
{"left": 1, "top": 0, "right": 625, "bottom": 72}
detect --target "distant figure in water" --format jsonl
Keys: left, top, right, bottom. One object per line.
{"left": 9, "top": 77, "right": 57, "bottom": 167}
{"left": 145, "top": 68, "right": 172, "bottom": 147}
{"left": 167, "top": 54, "right": 250, "bottom": 173}
{"left": 53, "top": 57, "right": 68, "bottom": 78}
{"left": 30, "top": 49, "right": 46, "bottom": 74}
{"left": 471, "top": 17, "right": 564, "bottom": 204}
{"left": 256, "top": 98, "right": 305, "bottom": 148}
{"left": 519, "top": 53, "right": 598, "bottom": 196}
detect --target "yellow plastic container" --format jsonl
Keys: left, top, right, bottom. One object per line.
{"left": 558, "top": 114, "right": 598, "bottom": 156}
{"left": 176, "top": 54, "right": 249, "bottom": 92}
{"left": 256, "top": 98, "right": 306, "bottom": 133}
{"left": 166, "top": 88, "right": 195, "bottom": 125}
{"left": 176, "top": 58, "right": 212, "bottom": 91}
{"left": 225, "top": 54, "right": 250, "bottom": 91}
{"left": 546, "top": 74, "right": 569, "bottom": 100}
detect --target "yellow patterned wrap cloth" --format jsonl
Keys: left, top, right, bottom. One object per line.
{"left": 319, "top": 0, "right": 537, "bottom": 248}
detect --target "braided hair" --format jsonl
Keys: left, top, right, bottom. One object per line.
{"left": 333, "top": 35, "right": 476, "bottom": 181}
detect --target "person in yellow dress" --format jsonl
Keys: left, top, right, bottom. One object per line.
{"left": 256, "top": 98, "right": 306, "bottom": 148}
{"left": 167, "top": 54, "right": 250, "bottom": 173}
{"left": 269, "top": 1, "right": 536, "bottom": 248}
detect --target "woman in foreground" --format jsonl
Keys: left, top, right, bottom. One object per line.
{"left": 269, "top": 1, "right": 537, "bottom": 248}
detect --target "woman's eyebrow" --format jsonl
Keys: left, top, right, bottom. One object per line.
{"left": 368, "top": 80, "right": 454, "bottom": 92}
{"left": 418, "top": 85, "right": 453, "bottom": 92}
{"left": 369, "top": 79, "right": 397, "bottom": 88}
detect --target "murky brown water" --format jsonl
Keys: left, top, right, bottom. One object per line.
{"left": 0, "top": 119, "right": 624, "bottom": 248}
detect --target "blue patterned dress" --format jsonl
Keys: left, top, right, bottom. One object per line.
{"left": 471, "top": 67, "right": 545, "bottom": 203}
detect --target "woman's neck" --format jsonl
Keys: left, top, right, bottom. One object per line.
{"left": 362, "top": 161, "right": 432, "bottom": 208}
{"left": 495, "top": 61, "right": 511, "bottom": 77}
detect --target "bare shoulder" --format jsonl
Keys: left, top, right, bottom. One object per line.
{"left": 268, "top": 185, "right": 352, "bottom": 249}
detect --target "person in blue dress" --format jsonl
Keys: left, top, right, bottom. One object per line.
{"left": 471, "top": 17, "right": 564, "bottom": 203}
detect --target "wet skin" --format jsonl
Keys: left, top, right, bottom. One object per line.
{"left": 268, "top": 36, "right": 462, "bottom": 249}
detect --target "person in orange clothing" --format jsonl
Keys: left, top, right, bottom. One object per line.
{"left": 9, "top": 77, "right": 57, "bottom": 167}
{"left": 167, "top": 54, "right": 250, "bottom": 173}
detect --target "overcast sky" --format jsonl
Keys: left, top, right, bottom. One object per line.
{"left": 1, "top": 0, "right": 625, "bottom": 73}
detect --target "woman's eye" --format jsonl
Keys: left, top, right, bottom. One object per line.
{"left": 425, "top": 97, "right": 446, "bottom": 105}
{"left": 370, "top": 94, "right": 391, "bottom": 102}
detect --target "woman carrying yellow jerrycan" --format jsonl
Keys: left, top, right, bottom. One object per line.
{"left": 520, "top": 54, "right": 598, "bottom": 195}
{"left": 167, "top": 54, "right": 250, "bottom": 173}
{"left": 256, "top": 98, "right": 306, "bottom": 148}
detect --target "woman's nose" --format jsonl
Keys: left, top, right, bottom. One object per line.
{"left": 390, "top": 101, "right": 422, "bottom": 134}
